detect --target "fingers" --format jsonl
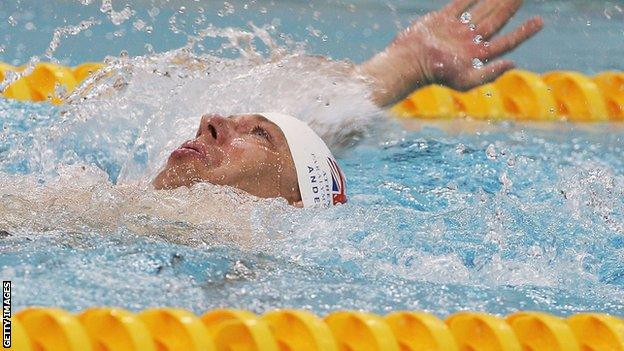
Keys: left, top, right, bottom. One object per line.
{"left": 473, "top": 0, "right": 524, "bottom": 39}
{"left": 488, "top": 16, "right": 544, "bottom": 58}
{"left": 442, "top": 0, "right": 479, "bottom": 17}
{"left": 469, "top": 59, "right": 515, "bottom": 86}
{"left": 471, "top": 0, "right": 505, "bottom": 24}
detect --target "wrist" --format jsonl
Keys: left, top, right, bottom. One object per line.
{"left": 358, "top": 45, "right": 430, "bottom": 107}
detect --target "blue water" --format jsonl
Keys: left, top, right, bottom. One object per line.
{"left": 1, "top": 0, "right": 624, "bottom": 317}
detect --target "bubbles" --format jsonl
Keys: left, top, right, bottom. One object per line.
{"left": 217, "top": 2, "right": 235, "bottom": 17}
{"left": 306, "top": 25, "right": 323, "bottom": 38}
{"left": 44, "top": 18, "right": 100, "bottom": 60}
{"left": 100, "top": 0, "right": 134, "bottom": 26}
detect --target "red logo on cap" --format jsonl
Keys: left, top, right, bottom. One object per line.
{"left": 328, "top": 158, "right": 347, "bottom": 205}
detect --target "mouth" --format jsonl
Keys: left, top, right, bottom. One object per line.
{"left": 171, "top": 140, "right": 211, "bottom": 163}
{"left": 179, "top": 140, "right": 206, "bottom": 156}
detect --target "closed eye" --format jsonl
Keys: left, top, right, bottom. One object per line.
{"left": 251, "top": 125, "right": 271, "bottom": 141}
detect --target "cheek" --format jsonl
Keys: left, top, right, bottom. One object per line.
{"left": 228, "top": 138, "right": 271, "bottom": 163}
{"left": 224, "top": 139, "right": 284, "bottom": 177}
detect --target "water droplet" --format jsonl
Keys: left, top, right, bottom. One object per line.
{"left": 486, "top": 144, "right": 497, "bottom": 160}
{"left": 455, "top": 143, "right": 466, "bottom": 154}
{"left": 133, "top": 19, "right": 146, "bottom": 31}
{"left": 473, "top": 35, "right": 483, "bottom": 44}
{"left": 500, "top": 172, "right": 513, "bottom": 189}
{"left": 460, "top": 12, "right": 472, "bottom": 24}
{"left": 472, "top": 58, "right": 484, "bottom": 69}
{"left": 24, "top": 22, "right": 36, "bottom": 31}
{"left": 148, "top": 7, "right": 160, "bottom": 18}
{"left": 178, "top": 6, "right": 186, "bottom": 14}
{"left": 586, "top": 20, "right": 591, "bottom": 26}
{"left": 54, "top": 82, "right": 67, "bottom": 98}
{"left": 7, "top": 16, "right": 17, "bottom": 27}
{"left": 468, "top": 23, "right": 476, "bottom": 31}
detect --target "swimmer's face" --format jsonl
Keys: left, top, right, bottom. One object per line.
{"left": 153, "top": 114, "right": 302, "bottom": 205}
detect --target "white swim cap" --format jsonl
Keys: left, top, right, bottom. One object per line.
{"left": 260, "top": 112, "right": 347, "bottom": 208}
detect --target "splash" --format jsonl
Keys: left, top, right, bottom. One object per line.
{"left": 0, "top": 20, "right": 382, "bottom": 245}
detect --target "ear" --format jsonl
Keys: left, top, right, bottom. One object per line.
{"left": 292, "top": 200, "right": 304, "bottom": 208}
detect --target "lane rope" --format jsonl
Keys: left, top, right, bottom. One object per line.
{"left": 1, "top": 62, "right": 622, "bottom": 122}
{"left": 9, "top": 307, "right": 624, "bottom": 351}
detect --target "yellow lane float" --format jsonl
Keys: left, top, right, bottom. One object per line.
{"left": 262, "top": 309, "right": 338, "bottom": 351}
{"left": 137, "top": 308, "right": 215, "bottom": 351}
{"left": 495, "top": 70, "right": 557, "bottom": 120}
{"left": 0, "top": 63, "right": 33, "bottom": 101}
{"left": 325, "top": 311, "right": 400, "bottom": 351}
{"left": 594, "top": 72, "right": 624, "bottom": 120}
{"left": 201, "top": 309, "right": 278, "bottom": 351}
{"left": 507, "top": 312, "right": 579, "bottom": 351}
{"left": 0, "top": 62, "right": 102, "bottom": 105}
{"left": 385, "top": 311, "right": 458, "bottom": 351}
{"left": 78, "top": 307, "right": 156, "bottom": 351}
{"left": 15, "top": 307, "right": 93, "bottom": 351}
{"left": 567, "top": 313, "right": 624, "bottom": 351}
{"left": 543, "top": 71, "right": 608, "bottom": 122}
{"left": 446, "top": 312, "right": 522, "bottom": 351}
{"left": 0, "top": 60, "right": 622, "bottom": 122}
{"left": 7, "top": 308, "right": 624, "bottom": 351}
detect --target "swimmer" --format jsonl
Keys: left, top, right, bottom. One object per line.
{"left": 153, "top": 0, "right": 543, "bottom": 207}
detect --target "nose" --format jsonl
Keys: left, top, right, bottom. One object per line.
{"left": 196, "top": 114, "right": 233, "bottom": 144}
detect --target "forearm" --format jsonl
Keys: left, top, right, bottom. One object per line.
{"left": 356, "top": 46, "right": 431, "bottom": 108}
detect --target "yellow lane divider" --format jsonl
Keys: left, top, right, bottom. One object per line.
{"left": 0, "top": 62, "right": 102, "bottom": 104}
{"left": 0, "top": 61, "right": 622, "bottom": 122}
{"left": 6, "top": 308, "right": 624, "bottom": 351}
{"left": 393, "top": 70, "right": 624, "bottom": 122}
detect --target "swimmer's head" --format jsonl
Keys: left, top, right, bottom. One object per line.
{"left": 153, "top": 113, "right": 347, "bottom": 207}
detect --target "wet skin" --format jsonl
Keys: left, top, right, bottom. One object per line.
{"left": 153, "top": 114, "right": 302, "bottom": 205}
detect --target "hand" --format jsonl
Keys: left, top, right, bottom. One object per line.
{"left": 360, "top": 0, "right": 543, "bottom": 107}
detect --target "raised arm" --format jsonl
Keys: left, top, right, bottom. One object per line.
{"left": 358, "top": 0, "right": 543, "bottom": 108}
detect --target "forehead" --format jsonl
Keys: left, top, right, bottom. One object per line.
{"left": 232, "top": 114, "right": 272, "bottom": 125}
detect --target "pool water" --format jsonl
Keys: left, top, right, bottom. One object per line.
{"left": 1, "top": 0, "right": 624, "bottom": 316}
